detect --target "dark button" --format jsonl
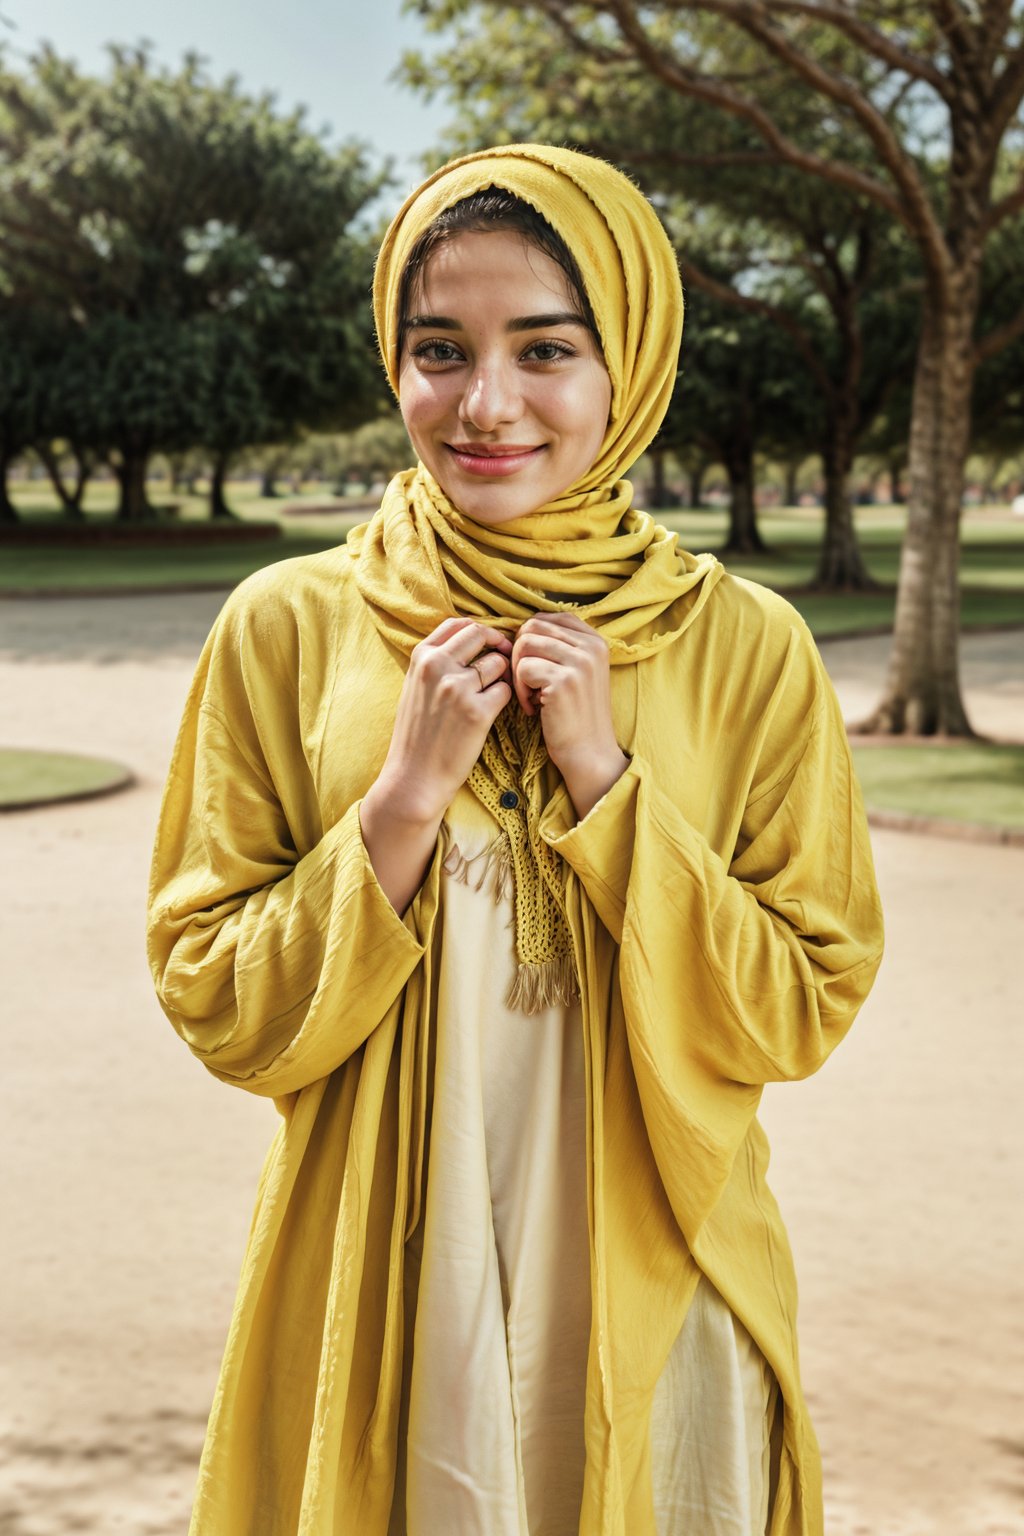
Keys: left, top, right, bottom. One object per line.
{"left": 500, "top": 790, "right": 520, "bottom": 810}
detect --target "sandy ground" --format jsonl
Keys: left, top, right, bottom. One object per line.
{"left": 1, "top": 592, "right": 1022, "bottom": 1536}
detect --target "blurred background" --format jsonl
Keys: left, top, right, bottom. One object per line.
{"left": 1, "top": 2, "right": 1022, "bottom": 1533}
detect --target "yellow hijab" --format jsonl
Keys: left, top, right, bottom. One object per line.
{"left": 348, "top": 143, "right": 723, "bottom": 1008}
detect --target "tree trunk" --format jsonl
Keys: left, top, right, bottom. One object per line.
{"left": 721, "top": 441, "right": 766, "bottom": 554}
{"left": 649, "top": 447, "right": 667, "bottom": 508}
{"left": 690, "top": 458, "right": 707, "bottom": 509}
{"left": 0, "top": 447, "right": 19, "bottom": 523}
{"left": 69, "top": 449, "right": 92, "bottom": 512}
{"left": 167, "top": 453, "right": 186, "bottom": 494}
{"left": 37, "top": 443, "right": 86, "bottom": 518}
{"left": 857, "top": 284, "right": 978, "bottom": 736}
{"left": 813, "top": 429, "right": 875, "bottom": 590}
{"left": 888, "top": 453, "right": 906, "bottom": 504}
{"left": 209, "top": 451, "right": 236, "bottom": 519}
{"left": 784, "top": 457, "right": 801, "bottom": 510}
{"left": 115, "top": 449, "right": 155, "bottom": 522}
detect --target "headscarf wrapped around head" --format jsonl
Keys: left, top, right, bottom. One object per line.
{"left": 349, "top": 144, "right": 723, "bottom": 1012}
{"left": 352, "top": 142, "right": 721, "bottom": 651}
{"left": 372, "top": 141, "right": 683, "bottom": 500}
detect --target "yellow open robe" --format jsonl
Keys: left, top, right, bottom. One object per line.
{"left": 147, "top": 547, "right": 884, "bottom": 1535}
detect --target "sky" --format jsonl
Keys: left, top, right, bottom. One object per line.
{"left": 1, "top": 0, "right": 451, "bottom": 203}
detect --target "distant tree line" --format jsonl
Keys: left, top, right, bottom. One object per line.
{"left": 4, "top": 17, "right": 1024, "bottom": 736}
{"left": 0, "top": 45, "right": 387, "bottom": 523}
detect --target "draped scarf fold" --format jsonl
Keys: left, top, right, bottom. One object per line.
{"left": 350, "top": 143, "right": 724, "bottom": 1010}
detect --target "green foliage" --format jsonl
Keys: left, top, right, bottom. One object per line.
{"left": 331, "top": 412, "right": 413, "bottom": 485}
{"left": 398, "top": 3, "right": 924, "bottom": 500}
{"left": 0, "top": 45, "right": 389, "bottom": 516}
{"left": 399, "top": 0, "right": 1023, "bottom": 485}
{"left": 973, "top": 212, "right": 1024, "bottom": 461}
{"left": 662, "top": 284, "right": 813, "bottom": 465}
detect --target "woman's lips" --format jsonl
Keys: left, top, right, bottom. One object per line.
{"left": 446, "top": 444, "right": 545, "bottom": 477}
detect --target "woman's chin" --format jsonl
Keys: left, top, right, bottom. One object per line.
{"left": 435, "top": 473, "right": 552, "bottom": 526}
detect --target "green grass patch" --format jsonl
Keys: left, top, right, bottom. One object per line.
{"left": 0, "top": 530, "right": 347, "bottom": 592}
{"left": 660, "top": 506, "right": 1024, "bottom": 634}
{"left": 0, "top": 479, "right": 367, "bottom": 591}
{"left": 850, "top": 743, "right": 1024, "bottom": 831}
{"left": 0, "top": 748, "right": 133, "bottom": 809}
{"left": 3, "top": 487, "right": 1024, "bottom": 638}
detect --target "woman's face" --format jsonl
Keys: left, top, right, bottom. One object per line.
{"left": 398, "top": 230, "right": 612, "bottom": 524}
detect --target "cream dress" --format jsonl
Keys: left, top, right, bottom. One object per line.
{"left": 388, "top": 810, "right": 781, "bottom": 1536}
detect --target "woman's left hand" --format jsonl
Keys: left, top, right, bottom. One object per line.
{"left": 511, "top": 612, "right": 630, "bottom": 819}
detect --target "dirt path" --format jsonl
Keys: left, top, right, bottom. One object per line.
{"left": 1, "top": 593, "right": 1021, "bottom": 1536}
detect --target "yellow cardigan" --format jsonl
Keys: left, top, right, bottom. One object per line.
{"left": 147, "top": 546, "right": 884, "bottom": 1536}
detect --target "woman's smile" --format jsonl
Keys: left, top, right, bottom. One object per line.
{"left": 398, "top": 230, "right": 612, "bottom": 524}
{"left": 446, "top": 442, "right": 547, "bottom": 476}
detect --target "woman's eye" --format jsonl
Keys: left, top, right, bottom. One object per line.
{"left": 413, "top": 340, "right": 462, "bottom": 365}
{"left": 525, "top": 341, "right": 573, "bottom": 363}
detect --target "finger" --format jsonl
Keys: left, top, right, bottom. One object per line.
{"left": 443, "top": 622, "right": 514, "bottom": 662}
{"left": 479, "top": 677, "right": 514, "bottom": 727}
{"left": 423, "top": 616, "right": 513, "bottom": 655}
{"left": 423, "top": 616, "right": 478, "bottom": 645}
{"left": 513, "top": 632, "right": 580, "bottom": 666}
{"left": 512, "top": 663, "right": 537, "bottom": 716}
{"left": 514, "top": 656, "right": 561, "bottom": 708}
{"left": 468, "top": 650, "right": 512, "bottom": 690}
{"left": 519, "top": 611, "right": 595, "bottom": 638}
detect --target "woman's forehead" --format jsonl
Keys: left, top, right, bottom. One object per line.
{"left": 409, "top": 229, "right": 575, "bottom": 310}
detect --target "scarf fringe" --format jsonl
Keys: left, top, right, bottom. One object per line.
{"left": 506, "top": 954, "right": 580, "bottom": 1014}
{"left": 442, "top": 832, "right": 580, "bottom": 1014}
{"left": 442, "top": 831, "right": 513, "bottom": 902}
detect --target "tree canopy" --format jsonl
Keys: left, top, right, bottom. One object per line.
{"left": 404, "top": 0, "right": 1024, "bottom": 733}
{"left": 0, "top": 44, "right": 386, "bottom": 518}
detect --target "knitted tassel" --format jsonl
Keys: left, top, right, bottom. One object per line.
{"left": 443, "top": 834, "right": 578, "bottom": 1012}
{"left": 442, "top": 833, "right": 512, "bottom": 901}
{"left": 506, "top": 954, "right": 580, "bottom": 1014}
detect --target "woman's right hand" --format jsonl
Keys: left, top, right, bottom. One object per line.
{"left": 360, "top": 618, "right": 513, "bottom": 912}
{"left": 379, "top": 616, "right": 513, "bottom": 821}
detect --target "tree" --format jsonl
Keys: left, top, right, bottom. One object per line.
{"left": 407, "top": 0, "right": 1024, "bottom": 735}
{"left": 657, "top": 282, "right": 820, "bottom": 551}
{"left": 0, "top": 45, "right": 385, "bottom": 519}
{"left": 330, "top": 412, "right": 414, "bottom": 488}
{"left": 970, "top": 213, "right": 1024, "bottom": 483}
{"left": 403, "top": 7, "right": 921, "bottom": 587}
{"left": 0, "top": 298, "right": 67, "bottom": 521}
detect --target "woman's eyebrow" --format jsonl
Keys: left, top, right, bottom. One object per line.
{"left": 507, "top": 313, "right": 588, "bottom": 332}
{"left": 403, "top": 312, "right": 587, "bottom": 333}
{"left": 404, "top": 314, "right": 460, "bottom": 332}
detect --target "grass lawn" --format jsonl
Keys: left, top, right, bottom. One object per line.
{"left": 3, "top": 483, "right": 1022, "bottom": 832}
{"left": 0, "top": 529, "right": 352, "bottom": 592}
{"left": 851, "top": 743, "right": 1024, "bottom": 832}
{"left": 0, "top": 748, "right": 133, "bottom": 809}
{"left": 3, "top": 483, "right": 1023, "bottom": 636}
{"left": 658, "top": 504, "right": 1024, "bottom": 634}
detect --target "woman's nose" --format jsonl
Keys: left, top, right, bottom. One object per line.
{"left": 458, "top": 360, "right": 524, "bottom": 431}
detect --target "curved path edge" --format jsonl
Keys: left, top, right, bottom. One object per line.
{"left": 864, "top": 805, "right": 1024, "bottom": 847}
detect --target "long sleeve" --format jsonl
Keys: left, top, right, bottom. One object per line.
{"left": 147, "top": 579, "right": 438, "bottom": 1098}
{"left": 540, "top": 636, "right": 884, "bottom": 1089}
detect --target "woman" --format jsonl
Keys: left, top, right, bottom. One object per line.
{"left": 147, "top": 143, "right": 884, "bottom": 1536}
